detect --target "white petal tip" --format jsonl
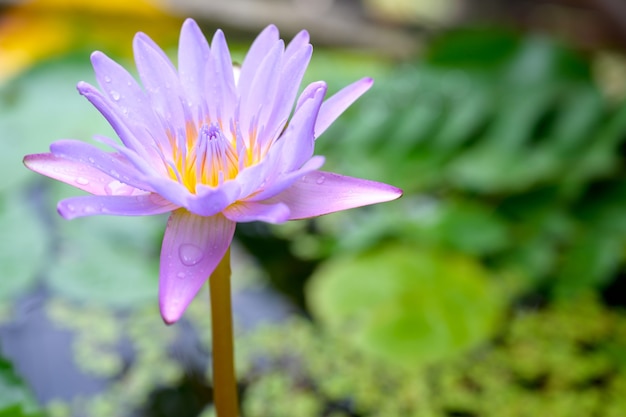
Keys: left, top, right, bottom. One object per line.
{"left": 386, "top": 186, "right": 403, "bottom": 200}
{"left": 160, "top": 302, "right": 185, "bottom": 325}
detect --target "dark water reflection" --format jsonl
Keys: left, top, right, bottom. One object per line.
{"left": 0, "top": 283, "right": 297, "bottom": 416}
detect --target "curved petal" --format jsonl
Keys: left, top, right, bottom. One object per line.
{"left": 205, "top": 29, "right": 237, "bottom": 124}
{"left": 246, "top": 155, "right": 325, "bottom": 202}
{"left": 77, "top": 81, "right": 155, "bottom": 161}
{"left": 24, "top": 153, "right": 138, "bottom": 196}
{"left": 238, "top": 24, "right": 279, "bottom": 93}
{"left": 125, "top": 173, "right": 193, "bottom": 212}
{"left": 233, "top": 148, "right": 279, "bottom": 199}
{"left": 276, "top": 83, "right": 326, "bottom": 172}
{"left": 178, "top": 18, "right": 211, "bottom": 114}
{"left": 263, "top": 41, "right": 312, "bottom": 144}
{"left": 239, "top": 40, "right": 284, "bottom": 146}
{"left": 186, "top": 180, "right": 242, "bottom": 216}
{"left": 93, "top": 135, "right": 165, "bottom": 178}
{"left": 159, "top": 210, "right": 236, "bottom": 324}
{"left": 89, "top": 52, "right": 173, "bottom": 157}
{"left": 223, "top": 201, "right": 290, "bottom": 223}
{"left": 58, "top": 193, "right": 178, "bottom": 220}
{"left": 49, "top": 139, "right": 153, "bottom": 192}
{"left": 91, "top": 51, "right": 159, "bottom": 131}
{"left": 133, "top": 32, "right": 186, "bottom": 128}
{"left": 265, "top": 171, "right": 402, "bottom": 219}
{"left": 234, "top": 83, "right": 326, "bottom": 199}
{"left": 285, "top": 29, "right": 310, "bottom": 60}
{"left": 295, "top": 81, "right": 326, "bottom": 113}
{"left": 315, "top": 77, "right": 373, "bottom": 138}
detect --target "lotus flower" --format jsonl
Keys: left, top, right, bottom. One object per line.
{"left": 23, "top": 19, "right": 402, "bottom": 324}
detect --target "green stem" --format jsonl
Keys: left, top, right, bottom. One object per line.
{"left": 209, "top": 247, "right": 239, "bottom": 417}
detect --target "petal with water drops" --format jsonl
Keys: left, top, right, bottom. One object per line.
{"left": 23, "top": 153, "right": 138, "bottom": 196}
{"left": 133, "top": 32, "right": 186, "bottom": 128}
{"left": 49, "top": 139, "right": 153, "bottom": 192}
{"left": 267, "top": 171, "right": 402, "bottom": 220}
{"left": 58, "top": 193, "right": 178, "bottom": 220}
{"left": 159, "top": 210, "right": 236, "bottom": 324}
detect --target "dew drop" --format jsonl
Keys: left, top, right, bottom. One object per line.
{"left": 179, "top": 244, "right": 204, "bottom": 266}
{"left": 88, "top": 157, "right": 95, "bottom": 164}
{"left": 316, "top": 175, "right": 325, "bottom": 185}
{"left": 104, "top": 76, "right": 111, "bottom": 83}
{"left": 66, "top": 204, "right": 76, "bottom": 212}
{"left": 75, "top": 177, "right": 89, "bottom": 186}
{"left": 177, "top": 272, "right": 186, "bottom": 279}
{"left": 110, "top": 91, "right": 121, "bottom": 101}
{"left": 105, "top": 180, "right": 133, "bottom": 196}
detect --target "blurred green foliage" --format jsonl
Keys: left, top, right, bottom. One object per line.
{"left": 308, "top": 244, "right": 506, "bottom": 367}
{"left": 0, "top": 354, "right": 41, "bottom": 417}
{"left": 240, "top": 294, "right": 626, "bottom": 417}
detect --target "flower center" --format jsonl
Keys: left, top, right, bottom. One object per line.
{"left": 166, "top": 122, "right": 239, "bottom": 192}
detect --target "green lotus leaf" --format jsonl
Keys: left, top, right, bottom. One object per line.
{"left": 308, "top": 244, "right": 505, "bottom": 367}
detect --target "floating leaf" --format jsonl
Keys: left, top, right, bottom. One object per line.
{"left": 308, "top": 244, "right": 505, "bottom": 367}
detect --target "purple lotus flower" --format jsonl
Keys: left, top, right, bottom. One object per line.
{"left": 24, "top": 19, "right": 402, "bottom": 324}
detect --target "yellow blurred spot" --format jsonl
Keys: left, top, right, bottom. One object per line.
{"left": 363, "top": 0, "right": 461, "bottom": 25}
{"left": 0, "top": 0, "right": 183, "bottom": 82}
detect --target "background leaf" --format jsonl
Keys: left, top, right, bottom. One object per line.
{"left": 308, "top": 244, "right": 506, "bottom": 367}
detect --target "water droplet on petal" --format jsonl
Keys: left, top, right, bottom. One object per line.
{"left": 316, "top": 175, "right": 325, "bottom": 185}
{"left": 179, "top": 244, "right": 204, "bottom": 266}
{"left": 105, "top": 180, "right": 133, "bottom": 196}
{"left": 75, "top": 177, "right": 89, "bottom": 186}
{"left": 66, "top": 204, "right": 75, "bottom": 212}
{"left": 104, "top": 76, "right": 111, "bottom": 83}
{"left": 177, "top": 272, "right": 186, "bottom": 279}
{"left": 110, "top": 91, "right": 121, "bottom": 101}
